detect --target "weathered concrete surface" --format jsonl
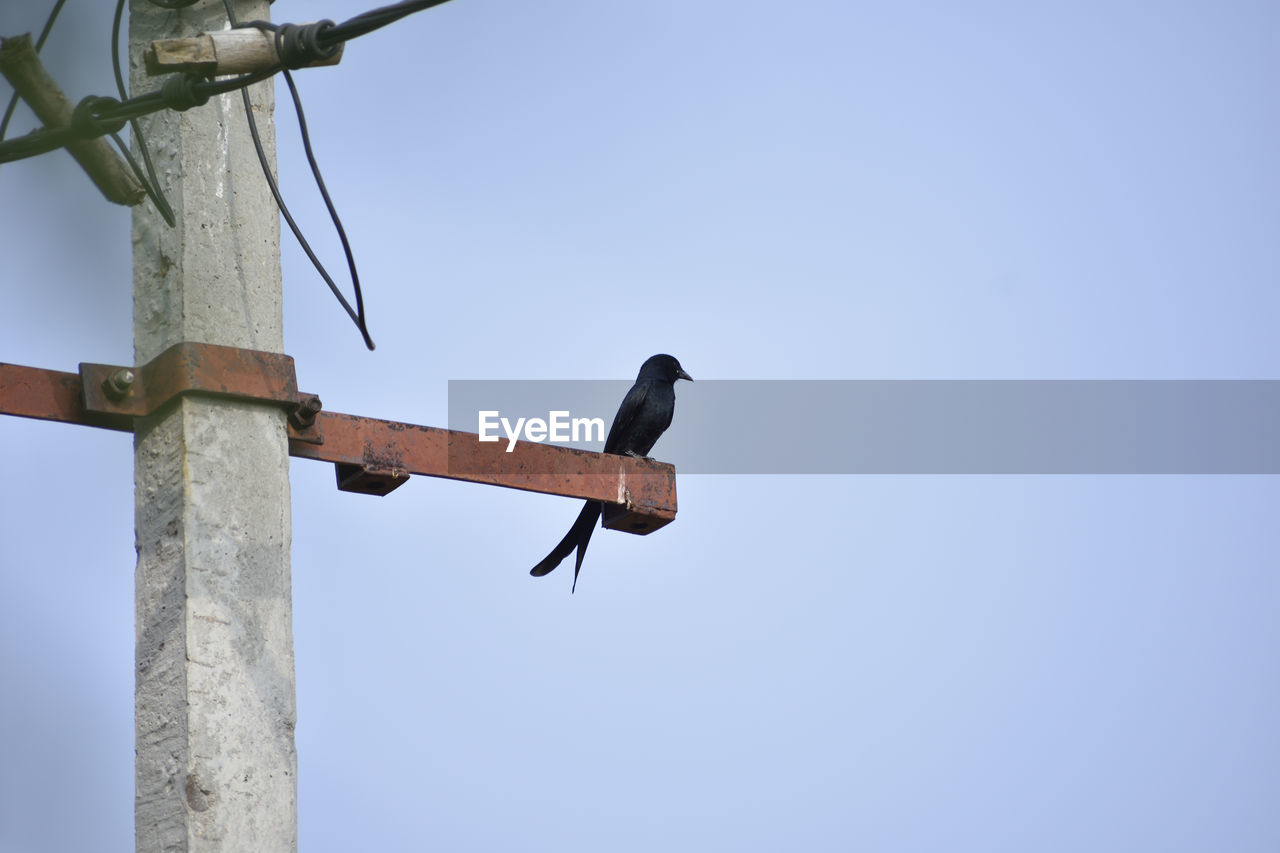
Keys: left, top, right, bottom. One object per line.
{"left": 131, "top": 2, "right": 295, "bottom": 850}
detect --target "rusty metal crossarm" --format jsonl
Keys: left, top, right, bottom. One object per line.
{"left": 0, "top": 343, "right": 676, "bottom": 534}
{"left": 288, "top": 412, "right": 675, "bottom": 532}
{"left": 0, "top": 362, "right": 125, "bottom": 430}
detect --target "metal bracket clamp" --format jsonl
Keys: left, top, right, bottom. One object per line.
{"left": 81, "top": 341, "right": 300, "bottom": 418}
{"left": 78, "top": 341, "right": 323, "bottom": 443}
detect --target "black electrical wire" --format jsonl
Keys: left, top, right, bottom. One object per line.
{"left": 0, "top": 0, "right": 71, "bottom": 149}
{"left": 1, "top": 0, "right": 459, "bottom": 163}
{"left": 111, "top": 0, "right": 176, "bottom": 226}
{"left": 0, "top": 67, "right": 275, "bottom": 163}
{"left": 222, "top": 0, "right": 374, "bottom": 349}
{"left": 321, "top": 0, "right": 456, "bottom": 46}
{"left": 277, "top": 68, "right": 374, "bottom": 349}
{"left": 237, "top": 77, "right": 376, "bottom": 350}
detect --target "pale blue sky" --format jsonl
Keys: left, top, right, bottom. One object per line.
{"left": 2, "top": 2, "right": 1279, "bottom": 851}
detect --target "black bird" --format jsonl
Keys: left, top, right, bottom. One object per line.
{"left": 530, "top": 354, "right": 693, "bottom": 592}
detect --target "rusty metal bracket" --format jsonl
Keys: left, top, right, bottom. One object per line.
{"left": 80, "top": 342, "right": 301, "bottom": 420}
{"left": 334, "top": 461, "right": 409, "bottom": 496}
{"left": 1, "top": 345, "right": 677, "bottom": 534}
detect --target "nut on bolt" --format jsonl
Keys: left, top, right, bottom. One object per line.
{"left": 289, "top": 394, "right": 323, "bottom": 429}
{"left": 102, "top": 368, "right": 136, "bottom": 400}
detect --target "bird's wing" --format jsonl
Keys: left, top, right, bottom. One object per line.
{"left": 603, "top": 380, "right": 651, "bottom": 454}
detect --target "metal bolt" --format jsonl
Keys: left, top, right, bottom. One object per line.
{"left": 103, "top": 368, "right": 136, "bottom": 400}
{"left": 288, "top": 394, "right": 323, "bottom": 429}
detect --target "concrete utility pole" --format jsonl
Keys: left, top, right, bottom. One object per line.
{"left": 129, "top": 1, "right": 296, "bottom": 849}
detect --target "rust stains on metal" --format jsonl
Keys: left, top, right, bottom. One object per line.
{"left": 81, "top": 341, "right": 299, "bottom": 419}
{"left": 335, "top": 461, "right": 409, "bottom": 496}
{"left": 0, "top": 362, "right": 129, "bottom": 431}
{"left": 289, "top": 412, "right": 676, "bottom": 530}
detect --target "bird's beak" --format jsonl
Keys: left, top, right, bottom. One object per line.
{"left": 676, "top": 367, "right": 693, "bottom": 382}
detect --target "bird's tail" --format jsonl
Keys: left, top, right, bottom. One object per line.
{"left": 530, "top": 501, "right": 602, "bottom": 588}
